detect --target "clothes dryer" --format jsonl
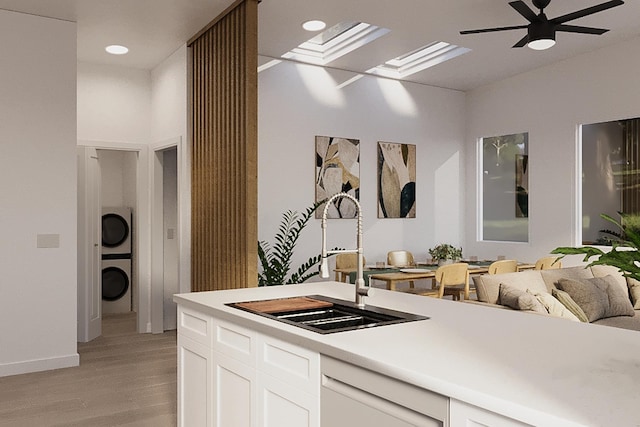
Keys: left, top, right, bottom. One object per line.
{"left": 102, "top": 258, "right": 132, "bottom": 313}
{"left": 102, "top": 206, "right": 132, "bottom": 256}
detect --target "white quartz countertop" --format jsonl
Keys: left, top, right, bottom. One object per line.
{"left": 174, "top": 282, "right": 640, "bottom": 427}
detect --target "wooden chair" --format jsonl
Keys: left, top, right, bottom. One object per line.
{"left": 488, "top": 259, "right": 518, "bottom": 275}
{"left": 334, "top": 253, "right": 365, "bottom": 282}
{"left": 405, "top": 263, "right": 470, "bottom": 300}
{"left": 387, "top": 250, "right": 415, "bottom": 267}
{"left": 386, "top": 250, "right": 416, "bottom": 288}
{"left": 534, "top": 256, "right": 562, "bottom": 270}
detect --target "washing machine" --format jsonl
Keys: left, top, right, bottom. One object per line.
{"left": 102, "top": 258, "right": 132, "bottom": 313}
{"left": 102, "top": 207, "right": 132, "bottom": 256}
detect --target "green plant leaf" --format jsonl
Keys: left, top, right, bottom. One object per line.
{"left": 257, "top": 199, "right": 329, "bottom": 285}
{"left": 551, "top": 212, "right": 640, "bottom": 283}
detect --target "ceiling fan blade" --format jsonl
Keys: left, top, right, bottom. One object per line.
{"left": 555, "top": 24, "right": 609, "bottom": 35}
{"left": 460, "top": 25, "right": 528, "bottom": 35}
{"left": 509, "top": 1, "right": 539, "bottom": 22}
{"left": 512, "top": 34, "right": 530, "bottom": 48}
{"left": 552, "top": 0, "right": 624, "bottom": 24}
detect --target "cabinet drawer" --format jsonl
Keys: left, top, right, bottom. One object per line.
{"left": 213, "top": 318, "right": 256, "bottom": 366}
{"left": 258, "top": 335, "right": 320, "bottom": 395}
{"left": 178, "top": 306, "right": 212, "bottom": 346}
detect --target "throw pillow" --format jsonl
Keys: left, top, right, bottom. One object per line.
{"left": 556, "top": 275, "right": 635, "bottom": 322}
{"left": 499, "top": 283, "right": 547, "bottom": 313}
{"left": 628, "top": 278, "right": 640, "bottom": 310}
{"left": 527, "top": 290, "right": 579, "bottom": 322}
{"left": 552, "top": 288, "right": 589, "bottom": 322}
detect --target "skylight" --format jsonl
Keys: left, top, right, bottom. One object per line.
{"left": 282, "top": 21, "right": 390, "bottom": 66}
{"left": 367, "top": 42, "right": 470, "bottom": 79}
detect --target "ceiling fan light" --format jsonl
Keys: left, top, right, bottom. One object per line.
{"left": 527, "top": 21, "right": 556, "bottom": 50}
{"left": 528, "top": 38, "right": 555, "bottom": 50}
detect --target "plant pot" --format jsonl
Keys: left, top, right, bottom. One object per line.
{"left": 438, "top": 259, "right": 453, "bottom": 266}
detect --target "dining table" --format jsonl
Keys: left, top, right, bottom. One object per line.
{"left": 335, "top": 260, "right": 535, "bottom": 292}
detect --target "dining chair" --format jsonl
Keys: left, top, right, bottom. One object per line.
{"left": 488, "top": 259, "right": 518, "bottom": 275}
{"left": 334, "top": 253, "right": 366, "bottom": 281}
{"left": 534, "top": 256, "right": 562, "bottom": 270}
{"left": 404, "top": 263, "right": 470, "bottom": 300}
{"left": 386, "top": 250, "right": 416, "bottom": 288}
{"left": 386, "top": 250, "right": 415, "bottom": 267}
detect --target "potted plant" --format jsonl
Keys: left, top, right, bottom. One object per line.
{"left": 552, "top": 212, "right": 640, "bottom": 281}
{"left": 428, "top": 243, "right": 463, "bottom": 266}
{"left": 258, "top": 200, "right": 338, "bottom": 286}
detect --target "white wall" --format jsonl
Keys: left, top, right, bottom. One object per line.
{"left": 78, "top": 62, "right": 151, "bottom": 144}
{"left": 151, "top": 45, "right": 191, "bottom": 297}
{"left": 465, "top": 35, "right": 640, "bottom": 264}
{"left": 0, "top": 11, "right": 78, "bottom": 376}
{"left": 151, "top": 45, "right": 188, "bottom": 143}
{"left": 258, "top": 58, "right": 466, "bottom": 275}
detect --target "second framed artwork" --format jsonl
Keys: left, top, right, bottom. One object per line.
{"left": 377, "top": 141, "right": 416, "bottom": 218}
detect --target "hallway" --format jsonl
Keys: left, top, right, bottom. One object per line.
{"left": 0, "top": 313, "right": 177, "bottom": 426}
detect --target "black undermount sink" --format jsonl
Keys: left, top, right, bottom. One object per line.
{"left": 227, "top": 295, "right": 429, "bottom": 334}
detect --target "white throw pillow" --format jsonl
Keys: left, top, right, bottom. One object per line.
{"left": 527, "top": 290, "right": 580, "bottom": 322}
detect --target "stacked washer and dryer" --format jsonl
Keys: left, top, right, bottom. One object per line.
{"left": 101, "top": 207, "right": 133, "bottom": 314}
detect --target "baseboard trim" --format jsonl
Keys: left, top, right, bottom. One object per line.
{"left": 0, "top": 353, "right": 80, "bottom": 377}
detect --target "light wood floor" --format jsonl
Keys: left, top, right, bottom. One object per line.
{"left": 0, "top": 313, "right": 177, "bottom": 427}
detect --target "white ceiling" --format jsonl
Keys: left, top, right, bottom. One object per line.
{"left": 1, "top": 0, "right": 639, "bottom": 91}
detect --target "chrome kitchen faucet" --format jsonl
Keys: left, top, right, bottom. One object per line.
{"left": 319, "top": 192, "right": 368, "bottom": 307}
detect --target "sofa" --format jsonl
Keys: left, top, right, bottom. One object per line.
{"left": 472, "top": 265, "right": 640, "bottom": 331}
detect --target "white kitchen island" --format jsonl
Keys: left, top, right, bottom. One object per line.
{"left": 174, "top": 281, "right": 640, "bottom": 427}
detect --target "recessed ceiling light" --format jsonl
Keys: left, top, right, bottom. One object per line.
{"left": 302, "top": 20, "right": 326, "bottom": 32}
{"left": 105, "top": 45, "right": 129, "bottom": 55}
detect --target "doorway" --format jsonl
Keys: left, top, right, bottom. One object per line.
{"left": 161, "top": 147, "right": 178, "bottom": 330}
{"left": 78, "top": 143, "right": 143, "bottom": 343}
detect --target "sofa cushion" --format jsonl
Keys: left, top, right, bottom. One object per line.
{"left": 540, "top": 266, "right": 594, "bottom": 291}
{"left": 499, "top": 283, "right": 547, "bottom": 313}
{"left": 590, "top": 265, "right": 628, "bottom": 295}
{"left": 627, "top": 278, "right": 640, "bottom": 309}
{"left": 474, "top": 270, "right": 548, "bottom": 304}
{"left": 556, "top": 275, "right": 635, "bottom": 322}
{"left": 552, "top": 288, "right": 589, "bottom": 322}
{"left": 593, "top": 310, "right": 640, "bottom": 331}
{"left": 528, "top": 290, "right": 580, "bottom": 322}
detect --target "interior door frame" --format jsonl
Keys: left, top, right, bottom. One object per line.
{"left": 77, "top": 140, "right": 150, "bottom": 334}
{"left": 150, "top": 136, "right": 190, "bottom": 333}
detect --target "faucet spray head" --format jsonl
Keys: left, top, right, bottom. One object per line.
{"left": 319, "top": 256, "right": 329, "bottom": 278}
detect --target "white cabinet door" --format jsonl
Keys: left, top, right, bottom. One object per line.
{"left": 214, "top": 352, "right": 256, "bottom": 427}
{"left": 258, "top": 372, "right": 319, "bottom": 427}
{"left": 450, "top": 399, "right": 532, "bottom": 427}
{"left": 178, "top": 335, "right": 213, "bottom": 427}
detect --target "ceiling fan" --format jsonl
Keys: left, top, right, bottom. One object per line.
{"left": 460, "top": 0, "right": 624, "bottom": 50}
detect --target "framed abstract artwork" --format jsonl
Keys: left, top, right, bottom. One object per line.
{"left": 377, "top": 142, "right": 416, "bottom": 218}
{"left": 315, "top": 136, "right": 360, "bottom": 218}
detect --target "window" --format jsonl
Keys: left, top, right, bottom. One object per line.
{"left": 581, "top": 118, "right": 640, "bottom": 245}
{"left": 480, "top": 133, "right": 529, "bottom": 242}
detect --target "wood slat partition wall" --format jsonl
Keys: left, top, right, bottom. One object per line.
{"left": 189, "top": 0, "right": 258, "bottom": 292}
{"left": 623, "top": 119, "right": 640, "bottom": 214}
